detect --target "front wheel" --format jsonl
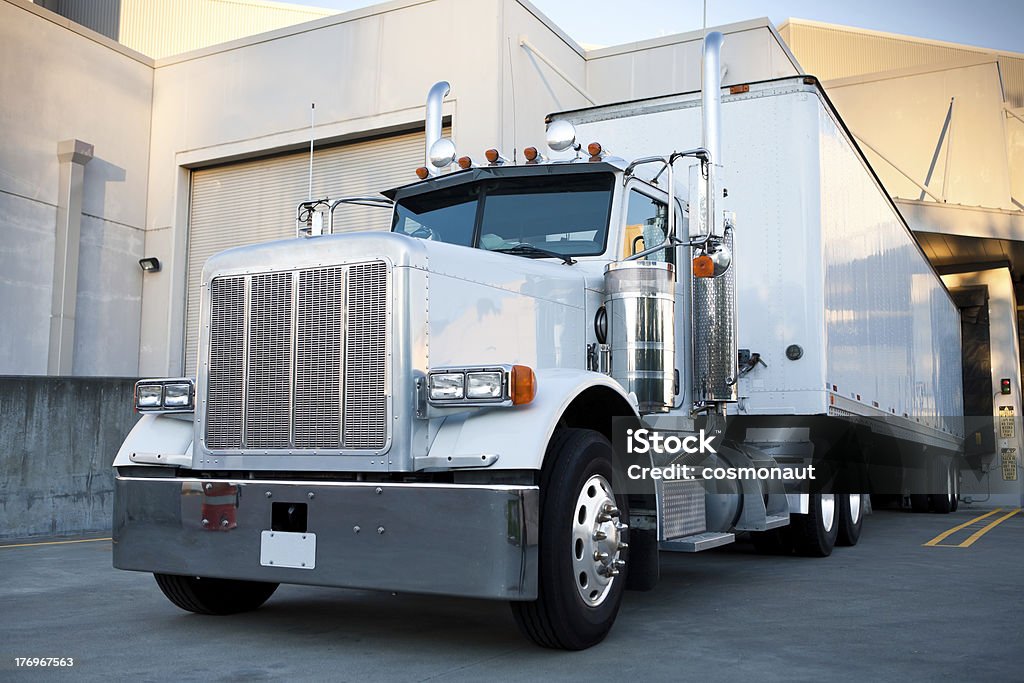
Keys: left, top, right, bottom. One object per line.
{"left": 154, "top": 574, "right": 278, "bottom": 615}
{"left": 511, "top": 429, "right": 628, "bottom": 650}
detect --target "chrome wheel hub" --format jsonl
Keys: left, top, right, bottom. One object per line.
{"left": 820, "top": 493, "right": 836, "bottom": 533}
{"left": 571, "top": 474, "right": 627, "bottom": 607}
{"left": 849, "top": 493, "right": 862, "bottom": 524}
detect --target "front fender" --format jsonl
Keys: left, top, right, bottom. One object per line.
{"left": 113, "top": 413, "right": 194, "bottom": 468}
{"left": 423, "top": 369, "right": 637, "bottom": 471}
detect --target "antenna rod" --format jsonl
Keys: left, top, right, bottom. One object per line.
{"left": 308, "top": 102, "right": 315, "bottom": 201}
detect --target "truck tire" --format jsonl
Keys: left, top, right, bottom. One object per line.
{"left": 836, "top": 493, "right": 863, "bottom": 546}
{"left": 154, "top": 574, "right": 278, "bottom": 615}
{"left": 929, "top": 461, "right": 956, "bottom": 514}
{"left": 790, "top": 493, "right": 838, "bottom": 557}
{"left": 511, "top": 428, "right": 628, "bottom": 650}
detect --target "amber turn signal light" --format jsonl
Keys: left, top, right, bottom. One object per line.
{"left": 457, "top": 156, "right": 473, "bottom": 170}
{"left": 693, "top": 254, "right": 715, "bottom": 278}
{"left": 485, "top": 148, "right": 500, "bottom": 163}
{"left": 510, "top": 365, "right": 537, "bottom": 405}
{"left": 587, "top": 142, "right": 602, "bottom": 158}
{"left": 415, "top": 166, "right": 429, "bottom": 179}
{"left": 523, "top": 146, "right": 539, "bottom": 162}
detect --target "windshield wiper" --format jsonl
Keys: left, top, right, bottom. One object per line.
{"left": 491, "top": 243, "right": 576, "bottom": 265}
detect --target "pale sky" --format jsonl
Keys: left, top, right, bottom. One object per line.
{"left": 287, "top": 0, "right": 1024, "bottom": 53}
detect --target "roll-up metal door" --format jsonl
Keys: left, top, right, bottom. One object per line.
{"left": 185, "top": 129, "right": 439, "bottom": 375}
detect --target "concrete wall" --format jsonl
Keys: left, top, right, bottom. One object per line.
{"left": 0, "top": 0, "right": 153, "bottom": 377}
{"left": 586, "top": 19, "right": 800, "bottom": 103}
{"left": 0, "top": 376, "right": 139, "bottom": 539}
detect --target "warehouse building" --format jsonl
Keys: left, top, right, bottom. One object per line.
{"left": 1, "top": 0, "right": 1021, "bottom": 506}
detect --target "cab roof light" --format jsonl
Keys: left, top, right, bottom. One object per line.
{"left": 523, "top": 146, "right": 544, "bottom": 164}
{"left": 415, "top": 166, "right": 430, "bottom": 180}
{"left": 457, "top": 156, "right": 473, "bottom": 170}
{"left": 587, "top": 142, "right": 604, "bottom": 160}
{"left": 485, "top": 148, "right": 508, "bottom": 165}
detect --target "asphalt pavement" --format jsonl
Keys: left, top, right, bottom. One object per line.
{"left": 1, "top": 507, "right": 1021, "bottom": 682}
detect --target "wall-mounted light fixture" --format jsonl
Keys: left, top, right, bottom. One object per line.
{"left": 139, "top": 257, "right": 161, "bottom": 272}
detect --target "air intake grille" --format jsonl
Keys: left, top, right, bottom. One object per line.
{"left": 343, "top": 262, "right": 388, "bottom": 449}
{"left": 204, "top": 262, "right": 389, "bottom": 452}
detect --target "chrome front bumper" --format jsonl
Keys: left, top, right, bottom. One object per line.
{"left": 113, "top": 476, "right": 539, "bottom": 600}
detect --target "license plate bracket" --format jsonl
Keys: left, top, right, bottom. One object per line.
{"left": 260, "top": 530, "right": 316, "bottom": 569}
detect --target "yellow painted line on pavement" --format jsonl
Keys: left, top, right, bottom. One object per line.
{"left": 0, "top": 537, "right": 111, "bottom": 550}
{"left": 958, "top": 508, "right": 1021, "bottom": 548}
{"left": 923, "top": 508, "right": 1003, "bottom": 547}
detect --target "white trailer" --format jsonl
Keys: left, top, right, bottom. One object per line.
{"left": 113, "top": 33, "right": 964, "bottom": 650}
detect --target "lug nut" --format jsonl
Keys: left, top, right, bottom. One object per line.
{"left": 593, "top": 550, "right": 610, "bottom": 562}
{"left": 613, "top": 559, "right": 626, "bottom": 570}
{"left": 593, "top": 530, "right": 607, "bottom": 541}
{"left": 618, "top": 542, "right": 629, "bottom": 551}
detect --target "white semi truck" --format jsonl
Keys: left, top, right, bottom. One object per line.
{"left": 113, "top": 33, "right": 964, "bottom": 649}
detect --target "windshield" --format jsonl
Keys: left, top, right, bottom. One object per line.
{"left": 392, "top": 173, "right": 614, "bottom": 257}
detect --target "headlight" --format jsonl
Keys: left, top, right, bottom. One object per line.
{"left": 467, "top": 371, "right": 503, "bottom": 399}
{"left": 428, "top": 372, "right": 465, "bottom": 400}
{"left": 163, "top": 382, "right": 193, "bottom": 408}
{"left": 426, "top": 365, "right": 535, "bottom": 407}
{"left": 135, "top": 378, "right": 194, "bottom": 412}
{"left": 137, "top": 384, "right": 163, "bottom": 408}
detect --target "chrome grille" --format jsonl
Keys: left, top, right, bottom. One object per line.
{"left": 245, "top": 272, "right": 293, "bottom": 448}
{"left": 343, "top": 262, "right": 388, "bottom": 449}
{"left": 206, "top": 277, "right": 244, "bottom": 448}
{"left": 204, "top": 262, "right": 389, "bottom": 452}
{"left": 294, "top": 267, "right": 344, "bottom": 449}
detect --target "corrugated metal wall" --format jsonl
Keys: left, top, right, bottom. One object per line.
{"left": 785, "top": 22, "right": 1024, "bottom": 108}
{"left": 184, "top": 128, "right": 444, "bottom": 375}
{"left": 42, "top": 0, "right": 335, "bottom": 58}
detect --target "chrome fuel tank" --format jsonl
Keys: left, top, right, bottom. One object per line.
{"left": 604, "top": 261, "right": 676, "bottom": 413}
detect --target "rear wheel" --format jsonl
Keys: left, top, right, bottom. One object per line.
{"left": 154, "top": 574, "right": 278, "bottom": 615}
{"left": 511, "top": 429, "right": 628, "bottom": 650}
{"left": 790, "top": 493, "right": 839, "bottom": 557}
{"left": 929, "top": 461, "right": 956, "bottom": 514}
{"left": 836, "top": 493, "right": 864, "bottom": 546}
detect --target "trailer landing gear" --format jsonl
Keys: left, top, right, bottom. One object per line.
{"left": 511, "top": 428, "right": 628, "bottom": 650}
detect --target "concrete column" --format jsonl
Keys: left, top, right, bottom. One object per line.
{"left": 48, "top": 139, "right": 93, "bottom": 376}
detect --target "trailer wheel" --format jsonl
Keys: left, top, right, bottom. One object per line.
{"left": 154, "top": 574, "right": 278, "bottom": 615}
{"left": 790, "top": 493, "right": 838, "bottom": 557}
{"left": 510, "top": 428, "right": 628, "bottom": 650}
{"left": 836, "top": 494, "right": 863, "bottom": 546}
{"left": 929, "top": 461, "right": 956, "bottom": 514}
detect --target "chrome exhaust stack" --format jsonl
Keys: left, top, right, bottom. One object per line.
{"left": 692, "top": 31, "right": 738, "bottom": 411}
{"left": 425, "top": 81, "right": 450, "bottom": 176}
